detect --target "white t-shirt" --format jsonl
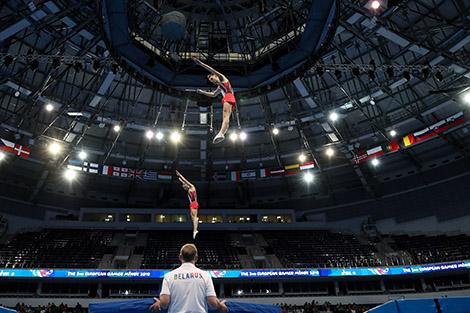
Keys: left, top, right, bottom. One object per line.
{"left": 160, "top": 262, "right": 217, "bottom": 313}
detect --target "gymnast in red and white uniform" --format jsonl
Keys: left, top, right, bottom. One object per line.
{"left": 176, "top": 170, "right": 199, "bottom": 239}
{"left": 192, "top": 57, "right": 237, "bottom": 144}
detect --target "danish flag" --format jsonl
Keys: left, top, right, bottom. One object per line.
{"left": 0, "top": 138, "right": 30, "bottom": 158}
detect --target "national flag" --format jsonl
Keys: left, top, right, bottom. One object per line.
{"left": 128, "top": 169, "right": 144, "bottom": 179}
{"left": 443, "top": 111, "right": 465, "bottom": 129}
{"left": 83, "top": 162, "right": 99, "bottom": 174}
{"left": 402, "top": 134, "right": 415, "bottom": 147}
{"left": 113, "top": 167, "right": 129, "bottom": 177}
{"left": 430, "top": 112, "right": 465, "bottom": 136}
{"left": 101, "top": 165, "right": 113, "bottom": 176}
{"left": 158, "top": 172, "right": 172, "bottom": 181}
{"left": 269, "top": 168, "right": 285, "bottom": 176}
{"left": 285, "top": 164, "right": 300, "bottom": 175}
{"left": 229, "top": 171, "right": 241, "bottom": 181}
{"left": 241, "top": 170, "right": 256, "bottom": 180}
{"left": 354, "top": 146, "right": 384, "bottom": 164}
{"left": 300, "top": 162, "right": 315, "bottom": 171}
{"left": 0, "top": 138, "right": 15, "bottom": 154}
{"left": 143, "top": 170, "right": 158, "bottom": 181}
{"left": 353, "top": 152, "right": 368, "bottom": 164}
{"left": 13, "top": 144, "right": 30, "bottom": 158}
{"left": 259, "top": 168, "right": 269, "bottom": 178}
{"left": 385, "top": 140, "right": 400, "bottom": 153}
{"left": 366, "top": 146, "right": 384, "bottom": 158}
{"left": 0, "top": 138, "right": 30, "bottom": 158}
{"left": 213, "top": 172, "right": 228, "bottom": 181}
{"left": 67, "top": 164, "right": 83, "bottom": 171}
{"left": 413, "top": 126, "right": 437, "bottom": 143}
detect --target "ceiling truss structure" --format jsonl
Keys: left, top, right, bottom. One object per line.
{"left": 0, "top": 0, "right": 469, "bottom": 207}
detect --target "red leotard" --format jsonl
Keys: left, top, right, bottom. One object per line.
{"left": 219, "top": 81, "right": 236, "bottom": 110}
{"left": 188, "top": 190, "right": 199, "bottom": 210}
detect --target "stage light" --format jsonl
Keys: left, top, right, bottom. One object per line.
{"left": 334, "top": 69, "right": 342, "bottom": 80}
{"left": 156, "top": 131, "right": 164, "bottom": 141}
{"left": 389, "top": 130, "right": 397, "bottom": 137}
{"left": 0, "top": 152, "right": 6, "bottom": 161}
{"left": 14, "top": 91, "right": 20, "bottom": 97}
{"left": 3, "top": 55, "right": 14, "bottom": 66}
{"left": 145, "top": 130, "right": 154, "bottom": 139}
{"left": 92, "top": 58, "right": 101, "bottom": 72}
{"left": 45, "top": 103, "right": 54, "bottom": 112}
{"left": 329, "top": 112, "right": 339, "bottom": 122}
{"left": 170, "top": 131, "right": 181, "bottom": 143}
{"left": 316, "top": 66, "right": 324, "bottom": 77}
{"left": 48, "top": 142, "right": 62, "bottom": 155}
{"left": 371, "top": 0, "right": 381, "bottom": 9}
{"left": 326, "top": 148, "right": 335, "bottom": 157}
{"left": 435, "top": 71, "right": 443, "bottom": 82}
{"left": 29, "top": 59, "right": 39, "bottom": 71}
{"left": 303, "top": 172, "right": 314, "bottom": 183}
{"left": 111, "top": 63, "right": 119, "bottom": 74}
{"left": 272, "top": 128, "right": 279, "bottom": 135}
{"left": 73, "top": 60, "right": 83, "bottom": 72}
{"left": 298, "top": 153, "right": 307, "bottom": 163}
{"left": 463, "top": 91, "right": 470, "bottom": 104}
{"left": 371, "top": 158, "right": 380, "bottom": 167}
{"left": 64, "top": 169, "right": 77, "bottom": 181}
{"left": 113, "top": 125, "right": 121, "bottom": 132}
{"left": 51, "top": 57, "right": 61, "bottom": 69}
{"left": 421, "top": 66, "right": 431, "bottom": 79}
{"left": 403, "top": 70, "right": 411, "bottom": 81}
{"left": 239, "top": 131, "right": 247, "bottom": 141}
{"left": 352, "top": 67, "right": 361, "bottom": 77}
{"left": 78, "top": 150, "right": 87, "bottom": 160}
{"left": 230, "top": 132, "right": 238, "bottom": 142}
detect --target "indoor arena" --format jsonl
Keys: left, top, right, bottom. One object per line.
{"left": 0, "top": 0, "right": 470, "bottom": 312}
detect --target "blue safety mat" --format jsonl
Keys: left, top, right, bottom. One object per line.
{"left": 89, "top": 298, "right": 281, "bottom": 313}
{"left": 366, "top": 297, "right": 470, "bottom": 313}
{"left": 0, "top": 307, "right": 17, "bottom": 313}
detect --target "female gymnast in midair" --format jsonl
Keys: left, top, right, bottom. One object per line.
{"left": 192, "top": 57, "right": 237, "bottom": 144}
{"left": 176, "top": 170, "right": 199, "bottom": 239}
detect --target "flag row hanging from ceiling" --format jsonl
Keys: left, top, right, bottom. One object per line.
{"left": 0, "top": 112, "right": 465, "bottom": 180}
{"left": 353, "top": 111, "right": 465, "bottom": 164}
{"left": 66, "top": 159, "right": 316, "bottom": 183}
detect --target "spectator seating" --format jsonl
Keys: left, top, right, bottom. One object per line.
{"left": 390, "top": 234, "right": 470, "bottom": 264}
{"left": 263, "top": 230, "right": 381, "bottom": 268}
{"left": 0, "top": 229, "right": 113, "bottom": 268}
{"left": 1, "top": 229, "right": 470, "bottom": 270}
{"left": 140, "top": 230, "right": 241, "bottom": 269}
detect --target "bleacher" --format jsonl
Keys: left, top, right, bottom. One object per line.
{"left": 0, "top": 229, "right": 113, "bottom": 268}
{"left": 263, "top": 230, "right": 381, "bottom": 268}
{"left": 1, "top": 229, "right": 470, "bottom": 270}
{"left": 390, "top": 234, "right": 470, "bottom": 264}
{"left": 140, "top": 231, "right": 241, "bottom": 269}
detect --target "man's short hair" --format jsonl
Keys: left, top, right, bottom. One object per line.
{"left": 180, "top": 244, "right": 198, "bottom": 262}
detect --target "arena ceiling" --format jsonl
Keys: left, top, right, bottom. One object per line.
{"left": 0, "top": 0, "right": 469, "bottom": 211}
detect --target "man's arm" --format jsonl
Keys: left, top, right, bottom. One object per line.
{"left": 159, "top": 294, "right": 170, "bottom": 309}
{"left": 150, "top": 275, "right": 171, "bottom": 311}
{"left": 149, "top": 295, "right": 170, "bottom": 311}
{"left": 207, "top": 297, "right": 228, "bottom": 313}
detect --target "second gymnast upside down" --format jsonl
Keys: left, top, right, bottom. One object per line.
{"left": 176, "top": 170, "right": 199, "bottom": 239}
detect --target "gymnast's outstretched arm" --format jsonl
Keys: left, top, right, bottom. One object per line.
{"left": 176, "top": 170, "right": 195, "bottom": 190}
{"left": 193, "top": 57, "right": 227, "bottom": 82}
